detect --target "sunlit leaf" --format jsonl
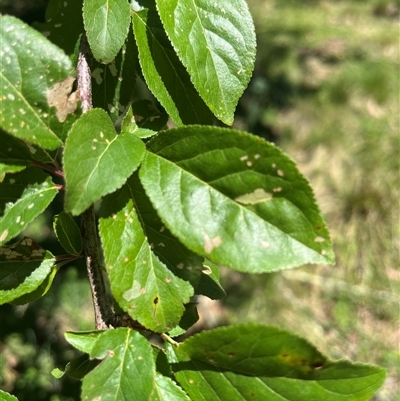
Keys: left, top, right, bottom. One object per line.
{"left": 139, "top": 126, "right": 334, "bottom": 273}
{"left": 0, "top": 16, "right": 80, "bottom": 149}
{"left": 65, "top": 330, "right": 104, "bottom": 354}
{"left": 0, "top": 167, "right": 58, "bottom": 245}
{"left": 10, "top": 263, "right": 60, "bottom": 305}
{"left": 81, "top": 328, "right": 155, "bottom": 401}
{"left": 83, "top": 0, "right": 131, "bottom": 64}
{"left": 63, "top": 108, "right": 145, "bottom": 215}
{"left": 167, "top": 324, "right": 386, "bottom": 401}
{"left": 0, "top": 390, "right": 18, "bottom": 401}
{"left": 156, "top": 0, "right": 256, "bottom": 124}
{"left": 133, "top": 9, "right": 214, "bottom": 125}
{"left": 0, "top": 237, "right": 56, "bottom": 305}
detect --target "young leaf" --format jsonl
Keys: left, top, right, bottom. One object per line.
{"left": 156, "top": 0, "right": 256, "bottom": 125}
{"left": 132, "top": 9, "right": 214, "bottom": 126}
{"left": 81, "top": 328, "right": 155, "bottom": 401}
{"left": 53, "top": 212, "right": 83, "bottom": 255}
{"left": 34, "top": 0, "right": 84, "bottom": 55}
{"left": 167, "top": 325, "right": 386, "bottom": 401}
{"left": 91, "top": 27, "right": 137, "bottom": 122}
{"left": 0, "top": 238, "right": 56, "bottom": 305}
{"left": 0, "top": 16, "right": 80, "bottom": 149}
{"left": 99, "top": 178, "right": 194, "bottom": 332}
{"left": 139, "top": 126, "right": 334, "bottom": 273}
{"left": 63, "top": 108, "right": 145, "bottom": 215}
{"left": 121, "top": 106, "right": 159, "bottom": 139}
{"left": 83, "top": 0, "right": 131, "bottom": 64}
{"left": 0, "top": 167, "right": 58, "bottom": 245}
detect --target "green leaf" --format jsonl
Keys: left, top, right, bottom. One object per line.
{"left": 81, "top": 328, "right": 155, "bottom": 401}
{"left": 121, "top": 106, "right": 159, "bottom": 139}
{"left": 151, "top": 373, "right": 190, "bottom": 401}
{"left": 34, "top": 0, "right": 84, "bottom": 55}
{"left": 63, "top": 108, "right": 146, "bottom": 215}
{"left": 65, "top": 330, "right": 104, "bottom": 354}
{"left": 0, "top": 16, "right": 80, "bottom": 149}
{"left": 167, "top": 325, "right": 386, "bottom": 401}
{"left": 52, "top": 353, "right": 100, "bottom": 379}
{"left": 139, "top": 126, "right": 334, "bottom": 273}
{"left": 156, "top": 0, "right": 256, "bottom": 125}
{"left": 124, "top": 174, "right": 217, "bottom": 296}
{"left": 10, "top": 263, "right": 60, "bottom": 305}
{"left": 178, "top": 324, "right": 326, "bottom": 378}
{"left": 53, "top": 212, "right": 83, "bottom": 255}
{"left": 132, "top": 9, "right": 214, "bottom": 125}
{"left": 0, "top": 167, "right": 58, "bottom": 245}
{"left": 99, "top": 177, "right": 194, "bottom": 332}
{"left": 0, "top": 237, "right": 56, "bottom": 305}
{"left": 91, "top": 27, "right": 137, "bottom": 122}
{"left": 83, "top": 0, "right": 131, "bottom": 64}
{"left": 0, "top": 390, "right": 18, "bottom": 401}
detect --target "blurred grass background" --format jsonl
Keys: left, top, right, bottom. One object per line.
{"left": 0, "top": 0, "right": 399, "bottom": 400}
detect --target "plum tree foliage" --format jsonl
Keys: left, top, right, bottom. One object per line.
{"left": 0, "top": 0, "right": 385, "bottom": 400}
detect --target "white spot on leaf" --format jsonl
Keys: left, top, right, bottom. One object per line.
{"left": 123, "top": 280, "right": 141, "bottom": 301}
{"left": 0, "top": 230, "right": 8, "bottom": 242}
{"left": 235, "top": 188, "right": 272, "bottom": 205}
{"left": 314, "top": 236, "right": 325, "bottom": 243}
{"left": 204, "top": 234, "right": 222, "bottom": 254}
{"left": 92, "top": 68, "right": 104, "bottom": 85}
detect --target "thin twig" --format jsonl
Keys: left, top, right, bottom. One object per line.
{"left": 77, "top": 34, "right": 113, "bottom": 330}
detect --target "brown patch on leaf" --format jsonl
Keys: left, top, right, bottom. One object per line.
{"left": 47, "top": 76, "right": 80, "bottom": 122}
